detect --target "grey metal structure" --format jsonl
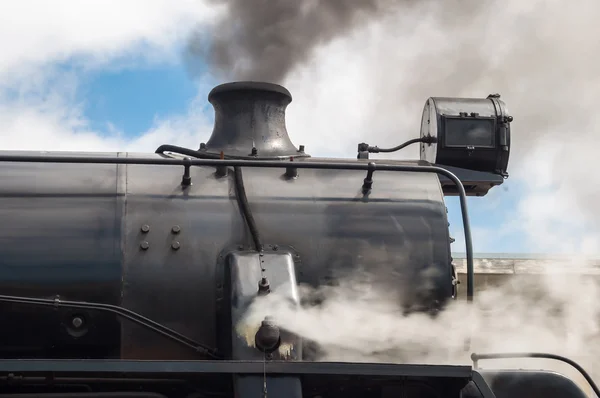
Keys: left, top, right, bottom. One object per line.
{"left": 0, "top": 81, "right": 594, "bottom": 397}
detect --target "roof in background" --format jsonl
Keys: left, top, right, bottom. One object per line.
{"left": 451, "top": 253, "right": 600, "bottom": 275}
{"left": 452, "top": 252, "right": 600, "bottom": 260}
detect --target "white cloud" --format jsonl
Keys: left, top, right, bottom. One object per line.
{"left": 0, "top": 0, "right": 219, "bottom": 153}
{"left": 0, "top": 0, "right": 220, "bottom": 75}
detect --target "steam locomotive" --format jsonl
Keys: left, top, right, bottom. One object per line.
{"left": 0, "top": 81, "right": 594, "bottom": 398}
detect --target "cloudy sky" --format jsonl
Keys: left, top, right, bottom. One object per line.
{"left": 2, "top": 0, "right": 599, "bottom": 256}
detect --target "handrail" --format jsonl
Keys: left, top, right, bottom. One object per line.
{"left": 0, "top": 153, "right": 474, "bottom": 300}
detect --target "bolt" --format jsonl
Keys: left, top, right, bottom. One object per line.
{"left": 140, "top": 241, "right": 149, "bottom": 250}
{"left": 72, "top": 316, "right": 84, "bottom": 328}
{"left": 141, "top": 224, "right": 150, "bottom": 233}
{"left": 171, "top": 241, "right": 181, "bottom": 250}
{"left": 171, "top": 225, "right": 181, "bottom": 234}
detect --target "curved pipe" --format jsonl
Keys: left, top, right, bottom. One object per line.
{"left": 0, "top": 294, "right": 221, "bottom": 359}
{"left": 472, "top": 352, "right": 600, "bottom": 398}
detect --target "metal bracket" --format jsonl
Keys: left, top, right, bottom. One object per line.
{"left": 361, "top": 162, "right": 376, "bottom": 194}
{"left": 181, "top": 157, "right": 192, "bottom": 187}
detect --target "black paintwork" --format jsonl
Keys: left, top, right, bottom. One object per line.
{"left": 0, "top": 158, "right": 122, "bottom": 359}
{"left": 420, "top": 95, "right": 511, "bottom": 178}
{"left": 0, "top": 154, "right": 455, "bottom": 360}
{"left": 435, "top": 164, "right": 505, "bottom": 197}
{"left": 0, "top": 358, "right": 477, "bottom": 398}
{"left": 0, "top": 358, "right": 473, "bottom": 377}
{"left": 480, "top": 370, "right": 589, "bottom": 398}
{"left": 0, "top": 81, "right": 590, "bottom": 397}
{"left": 0, "top": 357, "right": 593, "bottom": 398}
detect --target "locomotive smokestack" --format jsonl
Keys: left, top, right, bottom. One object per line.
{"left": 200, "top": 81, "right": 307, "bottom": 159}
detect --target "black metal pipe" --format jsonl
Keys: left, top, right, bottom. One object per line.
{"left": 155, "top": 144, "right": 310, "bottom": 161}
{"left": 156, "top": 144, "right": 216, "bottom": 159}
{"left": 0, "top": 154, "right": 474, "bottom": 300}
{"left": 233, "top": 166, "right": 263, "bottom": 252}
{"left": 471, "top": 352, "right": 600, "bottom": 398}
{"left": 359, "top": 136, "right": 438, "bottom": 154}
{"left": 0, "top": 294, "right": 220, "bottom": 359}
{"left": 367, "top": 138, "right": 425, "bottom": 153}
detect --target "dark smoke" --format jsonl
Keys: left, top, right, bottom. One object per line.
{"left": 186, "top": 0, "right": 425, "bottom": 83}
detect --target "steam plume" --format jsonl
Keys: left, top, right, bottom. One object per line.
{"left": 186, "top": 0, "right": 435, "bottom": 83}
{"left": 242, "top": 268, "right": 600, "bottom": 393}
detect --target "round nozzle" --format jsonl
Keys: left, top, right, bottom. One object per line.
{"left": 254, "top": 316, "right": 281, "bottom": 354}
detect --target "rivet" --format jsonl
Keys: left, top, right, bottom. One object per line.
{"left": 71, "top": 316, "right": 84, "bottom": 328}
{"left": 171, "top": 225, "right": 181, "bottom": 234}
{"left": 171, "top": 241, "right": 181, "bottom": 250}
{"left": 141, "top": 224, "right": 150, "bottom": 233}
{"left": 140, "top": 241, "right": 149, "bottom": 250}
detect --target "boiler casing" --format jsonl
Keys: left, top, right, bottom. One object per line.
{"left": 0, "top": 151, "right": 453, "bottom": 360}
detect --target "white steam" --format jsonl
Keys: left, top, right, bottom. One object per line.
{"left": 243, "top": 266, "right": 600, "bottom": 394}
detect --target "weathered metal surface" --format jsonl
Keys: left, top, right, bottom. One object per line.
{"left": 201, "top": 81, "right": 305, "bottom": 159}
{"left": 0, "top": 151, "right": 123, "bottom": 358}
{"left": 0, "top": 150, "right": 453, "bottom": 360}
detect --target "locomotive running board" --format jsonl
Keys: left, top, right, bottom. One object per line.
{"left": 0, "top": 357, "right": 595, "bottom": 398}
{"left": 0, "top": 359, "right": 495, "bottom": 398}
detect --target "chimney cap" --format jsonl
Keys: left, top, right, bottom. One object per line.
{"left": 208, "top": 81, "right": 292, "bottom": 104}
{"left": 202, "top": 81, "right": 308, "bottom": 159}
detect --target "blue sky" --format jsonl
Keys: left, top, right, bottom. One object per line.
{"left": 1, "top": 0, "right": 598, "bottom": 257}
{"left": 82, "top": 65, "right": 201, "bottom": 135}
